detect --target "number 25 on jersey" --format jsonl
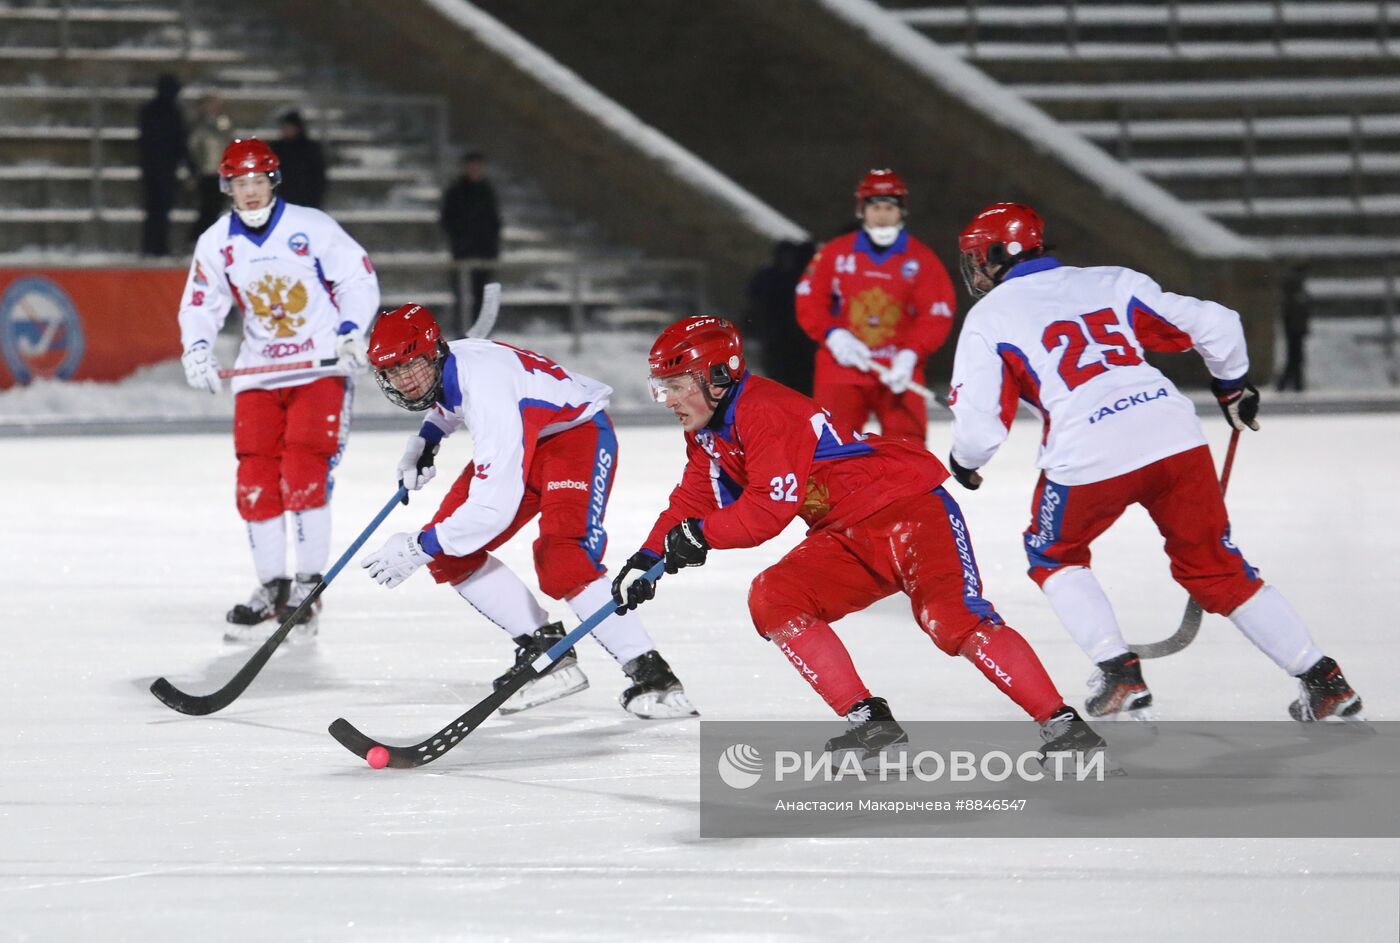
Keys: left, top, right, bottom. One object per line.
{"left": 1042, "top": 308, "right": 1142, "bottom": 390}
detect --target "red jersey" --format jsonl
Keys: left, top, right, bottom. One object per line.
{"left": 642, "top": 375, "right": 950, "bottom": 553}
{"left": 795, "top": 228, "right": 956, "bottom": 388}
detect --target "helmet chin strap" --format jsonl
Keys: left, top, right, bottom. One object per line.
{"left": 235, "top": 200, "right": 275, "bottom": 229}
{"left": 864, "top": 224, "right": 902, "bottom": 248}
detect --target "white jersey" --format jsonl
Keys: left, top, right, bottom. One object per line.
{"left": 418, "top": 338, "right": 613, "bottom": 558}
{"left": 177, "top": 199, "right": 381, "bottom": 394}
{"left": 948, "top": 258, "right": 1250, "bottom": 485}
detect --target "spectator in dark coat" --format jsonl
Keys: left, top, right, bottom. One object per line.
{"left": 440, "top": 152, "right": 502, "bottom": 335}
{"left": 187, "top": 92, "right": 232, "bottom": 241}
{"left": 747, "top": 239, "right": 817, "bottom": 394}
{"left": 137, "top": 73, "right": 192, "bottom": 256}
{"left": 270, "top": 111, "right": 327, "bottom": 208}
{"left": 1276, "top": 263, "right": 1311, "bottom": 392}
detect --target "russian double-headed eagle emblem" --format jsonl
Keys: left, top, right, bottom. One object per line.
{"left": 246, "top": 274, "right": 308, "bottom": 337}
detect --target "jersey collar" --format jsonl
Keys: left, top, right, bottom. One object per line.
{"left": 704, "top": 372, "right": 749, "bottom": 441}
{"left": 227, "top": 197, "right": 286, "bottom": 247}
{"left": 438, "top": 352, "right": 462, "bottom": 411}
{"left": 854, "top": 227, "right": 908, "bottom": 262}
{"left": 1002, "top": 255, "right": 1060, "bottom": 282}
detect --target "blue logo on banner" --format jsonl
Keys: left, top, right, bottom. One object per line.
{"left": 0, "top": 276, "right": 85, "bottom": 385}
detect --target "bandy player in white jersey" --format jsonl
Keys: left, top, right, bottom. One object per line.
{"left": 355, "top": 303, "right": 696, "bottom": 718}
{"left": 177, "top": 138, "right": 380, "bottom": 642}
{"left": 946, "top": 203, "right": 1364, "bottom": 723}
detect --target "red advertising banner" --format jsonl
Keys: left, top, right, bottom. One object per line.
{"left": 0, "top": 267, "right": 187, "bottom": 389}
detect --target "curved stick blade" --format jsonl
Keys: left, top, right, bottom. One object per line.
{"left": 1135, "top": 600, "right": 1203, "bottom": 659}
{"left": 149, "top": 676, "right": 222, "bottom": 715}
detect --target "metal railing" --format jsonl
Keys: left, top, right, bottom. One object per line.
{"left": 47, "top": 87, "right": 451, "bottom": 243}
{"left": 955, "top": 0, "right": 1400, "bottom": 56}
{"left": 1110, "top": 104, "right": 1384, "bottom": 212}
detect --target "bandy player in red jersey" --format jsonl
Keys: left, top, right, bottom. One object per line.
{"left": 177, "top": 138, "right": 380, "bottom": 642}
{"left": 795, "top": 169, "right": 956, "bottom": 443}
{"left": 609, "top": 316, "right": 1112, "bottom": 766}
{"left": 355, "top": 304, "right": 696, "bottom": 718}
{"left": 947, "top": 203, "right": 1364, "bottom": 722}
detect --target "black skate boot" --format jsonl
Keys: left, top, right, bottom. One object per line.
{"left": 1289, "top": 656, "right": 1364, "bottom": 721}
{"left": 825, "top": 697, "right": 909, "bottom": 770}
{"left": 495, "top": 622, "right": 589, "bottom": 714}
{"left": 224, "top": 577, "right": 290, "bottom": 643}
{"left": 619, "top": 650, "right": 699, "bottom": 719}
{"left": 1039, "top": 705, "right": 1123, "bottom": 777}
{"left": 277, "top": 572, "right": 323, "bottom": 641}
{"left": 1085, "top": 652, "right": 1154, "bottom": 721}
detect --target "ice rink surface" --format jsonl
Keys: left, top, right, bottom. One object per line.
{"left": 4, "top": 414, "right": 1397, "bottom": 941}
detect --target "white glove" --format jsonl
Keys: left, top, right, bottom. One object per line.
{"left": 396, "top": 434, "right": 438, "bottom": 491}
{"left": 883, "top": 349, "right": 920, "bottom": 395}
{"left": 180, "top": 341, "right": 221, "bottom": 394}
{"left": 826, "top": 328, "right": 873, "bottom": 371}
{"left": 361, "top": 531, "right": 434, "bottom": 588}
{"left": 335, "top": 331, "right": 369, "bottom": 372}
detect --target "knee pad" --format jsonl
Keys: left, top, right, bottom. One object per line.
{"left": 533, "top": 535, "right": 602, "bottom": 600}
{"left": 748, "top": 569, "right": 818, "bottom": 642}
{"left": 279, "top": 445, "right": 332, "bottom": 512}
{"left": 428, "top": 549, "right": 488, "bottom": 586}
{"left": 1186, "top": 573, "right": 1262, "bottom": 616}
{"left": 236, "top": 456, "right": 283, "bottom": 521}
{"left": 930, "top": 615, "right": 986, "bottom": 657}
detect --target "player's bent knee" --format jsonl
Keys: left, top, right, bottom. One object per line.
{"left": 953, "top": 622, "right": 1001, "bottom": 660}
{"left": 931, "top": 616, "right": 986, "bottom": 657}
{"left": 533, "top": 536, "right": 601, "bottom": 600}
{"left": 1189, "top": 576, "right": 1263, "bottom": 616}
{"left": 748, "top": 570, "right": 818, "bottom": 642}
{"left": 430, "top": 550, "right": 488, "bottom": 587}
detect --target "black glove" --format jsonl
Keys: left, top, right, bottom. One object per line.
{"left": 662, "top": 518, "right": 709, "bottom": 573}
{"left": 611, "top": 551, "right": 661, "bottom": 612}
{"left": 1210, "top": 377, "right": 1261, "bottom": 431}
{"left": 948, "top": 453, "right": 984, "bottom": 490}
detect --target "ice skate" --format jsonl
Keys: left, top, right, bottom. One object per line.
{"left": 1039, "top": 706, "right": 1123, "bottom": 777}
{"left": 223, "top": 577, "right": 290, "bottom": 643}
{"left": 276, "top": 572, "right": 322, "bottom": 642}
{"left": 1085, "top": 652, "right": 1155, "bottom": 722}
{"left": 825, "top": 696, "right": 908, "bottom": 770}
{"left": 618, "top": 650, "right": 698, "bottom": 719}
{"left": 496, "top": 622, "right": 589, "bottom": 714}
{"left": 1289, "top": 656, "right": 1364, "bottom": 722}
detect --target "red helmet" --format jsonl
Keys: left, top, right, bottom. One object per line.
{"left": 218, "top": 138, "right": 281, "bottom": 192}
{"left": 957, "top": 202, "right": 1045, "bottom": 296}
{"left": 368, "top": 304, "right": 446, "bottom": 411}
{"left": 855, "top": 168, "right": 908, "bottom": 204}
{"left": 649, "top": 316, "right": 745, "bottom": 390}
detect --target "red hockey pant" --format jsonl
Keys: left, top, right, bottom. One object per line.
{"left": 1023, "top": 445, "right": 1262, "bottom": 614}
{"left": 748, "top": 488, "right": 1064, "bottom": 721}
{"left": 424, "top": 413, "right": 617, "bottom": 600}
{"left": 233, "top": 376, "right": 348, "bottom": 522}
{"left": 815, "top": 381, "right": 927, "bottom": 443}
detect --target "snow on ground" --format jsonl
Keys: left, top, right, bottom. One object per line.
{"left": 0, "top": 326, "right": 662, "bottom": 426}
{"left": 2, "top": 414, "right": 1396, "bottom": 941}
{"left": 1, "top": 315, "right": 1397, "bottom": 431}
